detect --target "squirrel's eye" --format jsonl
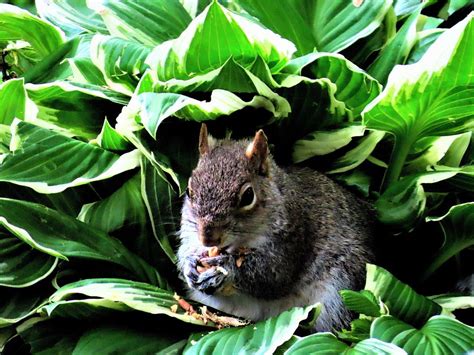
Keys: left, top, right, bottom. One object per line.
{"left": 238, "top": 184, "right": 256, "bottom": 210}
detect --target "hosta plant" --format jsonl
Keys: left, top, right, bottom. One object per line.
{"left": 0, "top": 0, "right": 473, "bottom": 353}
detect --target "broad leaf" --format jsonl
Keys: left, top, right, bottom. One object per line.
{"left": 95, "top": 119, "right": 130, "bottom": 151}
{"left": 340, "top": 290, "right": 382, "bottom": 317}
{"left": 0, "top": 79, "right": 30, "bottom": 125}
{"left": 36, "top": 0, "right": 107, "bottom": 37}
{"left": 365, "top": 264, "right": 442, "bottom": 326}
{"left": 72, "top": 324, "right": 183, "bottom": 354}
{"left": 363, "top": 13, "right": 474, "bottom": 189}
{"left": 368, "top": 7, "right": 421, "bottom": 84}
{"left": 141, "top": 158, "right": 179, "bottom": 263}
{"left": 146, "top": 1, "right": 296, "bottom": 81}
{"left": 87, "top": 0, "right": 192, "bottom": 46}
{"left": 0, "top": 4, "right": 65, "bottom": 74}
{"left": 237, "top": 0, "right": 393, "bottom": 54}
{"left": 423, "top": 202, "right": 474, "bottom": 279}
{"left": 0, "top": 286, "right": 49, "bottom": 328}
{"left": 430, "top": 294, "right": 474, "bottom": 314}
{"left": 0, "top": 198, "right": 167, "bottom": 288}
{"left": 25, "top": 81, "right": 127, "bottom": 139}
{"left": 376, "top": 166, "right": 474, "bottom": 230}
{"left": 184, "top": 305, "right": 318, "bottom": 355}
{"left": 284, "top": 332, "right": 406, "bottom": 355}
{"left": 337, "top": 318, "right": 372, "bottom": 343}
{"left": 406, "top": 29, "right": 445, "bottom": 64}
{"left": 371, "top": 315, "right": 474, "bottom": 354}
{"left": 48, "top": 278, "right": 206, "bottom": 326}
{"left": 0, "top": 121, "right": 139, "bottom": 194}
{"left": 0, "top": 229, "right": 57, "bottom": 288}
{"left": 90, "top": 35, "right": 152, "bottom": 96}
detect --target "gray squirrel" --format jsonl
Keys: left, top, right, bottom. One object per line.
{"left": 178, "top": 124, "right": 375, "bottom": 332}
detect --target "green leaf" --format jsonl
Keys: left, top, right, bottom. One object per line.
{"left": 337, "top": 318, "right": 372, "bottom": 343}
{"left": 0, "top": 121, "right": 140, "bottom": 193}
{"left": 293, "top": 126, "right": 366, "bottom": 163}
{"left": 340, "top": 290, "right": 382, "bottom": 317}
{"left": 406, "top": 29, "right": 445, "bottom": 65}
{"left": 423, "top": 203, "right": 474, "bottom": 279}
{"left": 0, "top": 198, "right": 167, "bottom": 288}
{"left": 371, "top": 315, "right": 474, "bottom": 354}
{"left": 90, "top": 35, "right": 152, "bottom": 96}
{"left": 368, "top": 7, "right": 421, "bottom": 84}
{"left": 284, "top": 332, "right": 406, "bottom": 354}
{"left": 25, "top": 81, "right": 127, "bottom": 139}
{"left": 87, "top": 0, "right": 192, "bottom": 46}
{"left": 363, "top": 13, "right": 474, "bottom": 189}
{"left": 95, "top": 119, "right": 131, "bottom": 151}
{"left": 430, "top": 294, "right": 474, "bottom": 313}
{"left": 439, "top": 0, "right": 474, "bottom": 18}
{"left": 141, "top": 158, "right": 178, "bottom": 263}
{"left": 0, "top": 285, "right": 49, "bottom": 328}
{"left": 36, "top": 0, "right": 108, "bottom": 37}
{"left": 48, "top": 278, "right": 207, "bottom": 326}
{"left": 237, "top": 0, "right": 393, "bottom": 55}
{"left": 365, "top": 264, "right": 442, "bottom": 326}
{"left": 184, "top": 305, "right": 319, "bottom": 355}
{"left": 146, "top": 1, "right": 295, "bottom": 81}
{"left": 72, "top": 324, "right": 183, "bottom": 354}
{"left": 376, "top": 166, "right": 474, "bottom": 230}
{"left": 0, "top": 4, "right": 65, "bottom": 73}
{"left": 0, "top": 229, "right": 57, "bottom": 288}
{"left": 328, "top": 131, "right": 385, "bottom": 174}
{"left": 0, "top": 79, "right": 28, "bottom": 125}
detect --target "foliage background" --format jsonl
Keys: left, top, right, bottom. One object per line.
{"left": 0, "top": 0, "right": 473, "bottom": 353}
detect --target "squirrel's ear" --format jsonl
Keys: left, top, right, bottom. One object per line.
{"left": 245, "top": 130, "right": 269, "bottom": 174}
{"left": 198, "top": 123, "right": 216, "bottom": 156}
{"left": 199, "top": 123, "right": 209, "bottom": 156}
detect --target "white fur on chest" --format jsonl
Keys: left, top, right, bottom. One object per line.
{"left": 188, "top": 282, "right": 338, "bottom": 321}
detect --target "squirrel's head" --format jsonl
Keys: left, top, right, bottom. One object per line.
{"left": 183, "top": 124, "right": 278, "bottom": 251}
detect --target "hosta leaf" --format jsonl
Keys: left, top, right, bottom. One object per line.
{"left": 365, "top": 264, "right": 442, "bottom": 326}
{"left": 0, "top": 79, "right": 29, "bottom": 125}
{"left": 0, "top": 286, "right": 48, "bottom": 328}
{"left": 406, "top": 29, "right": 445, "bottom": 65}
{"left": 95, "top": 119, "right": 130, "bottom": 151}
{"left": 36, "top": 0, "right": 108, "bottom": 37}
{"left": 403, "top": 133, "right": 471, "bottom": 174}
{"left": 281, "top": 53, "right": 382, "bottom": 117}
{"left": 0, "top": 198, "right": 167, "bottom": 288}
{"left": 376, "top": 166, "right": 474, "bottom": 230}
{"left": 0, "top": 121, "right": 139, "bottom": 194}
{"left": 423, "top": 203, "right": 474, "bottom": 279}
{"left": 87, "top": 0, "right": 191, "bottom": 46}
{"left": 25, "top": 81, "right": 127, "bottom": 139}
{"left": 327, "top": 131, "right": 386, "bottom": 174}
{"left": 292, "top": 126, "right": 366, "bottom": 163}
{"left": 237, "top": 0, "right": 392, "bottom": 54}
{"left": 72, "top": 324, "right": 183, "bottom": 354}
{"left": 430, "top": 294, "right": 474, "bottom": 313}
{"left": 90, "top": 35, "right": 152, "bottom": 96}
{"left": 146, "top": 1, "right": 295, "bottom": 81}
{"left": 0, "top": 229, "right": 57, "bottom": 288}
{"left": 340, "top": 290, "right": 382, "bottom": 317}
{"left": 337, "top": 318, "right": 372, "bottom": 343}
{"left": 49, "top": 278, "right": 206, "bottom": 326}
{"left": 371, "top": 315, "right": 474, "bottom": 354}
{"left": 0, "top": 4, "right": 65, "bottom": 72}
{"left": 368, "top": 7, "right": 421, "bottom": 84}
{"left": 117, "top": 91, "right": 282, "bottom": 141}
{"left": 284, "top": 332, "right": 406, "bottom": 355}
{"left": 440, "top": 0, "right": 474, "bottom": 18}
{"left": 42, "top": 299, "right": 131, "bottom": 320}
{"left": 184, "top": 305, "right": 318, "bottom": 355}
{"left": 141, "top": 158, "right": 178, "bottom": 263}
{"left": 363, "top": 13, "right": 474, "bottom": 188}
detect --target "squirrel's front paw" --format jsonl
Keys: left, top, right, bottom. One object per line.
{"left": 184, "top": 254, "right": 235, "bottom": 295}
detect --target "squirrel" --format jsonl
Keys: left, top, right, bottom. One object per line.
{"left": 178, "top": 124, "right": 376, "bottom": 332}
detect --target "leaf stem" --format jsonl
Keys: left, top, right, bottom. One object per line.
{"left": 381, "top": 136, "right": 413, "bottom": 192}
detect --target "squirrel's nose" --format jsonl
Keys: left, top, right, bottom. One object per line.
{"left": 198, "top": 224, "right": 223, "bottom": 247}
